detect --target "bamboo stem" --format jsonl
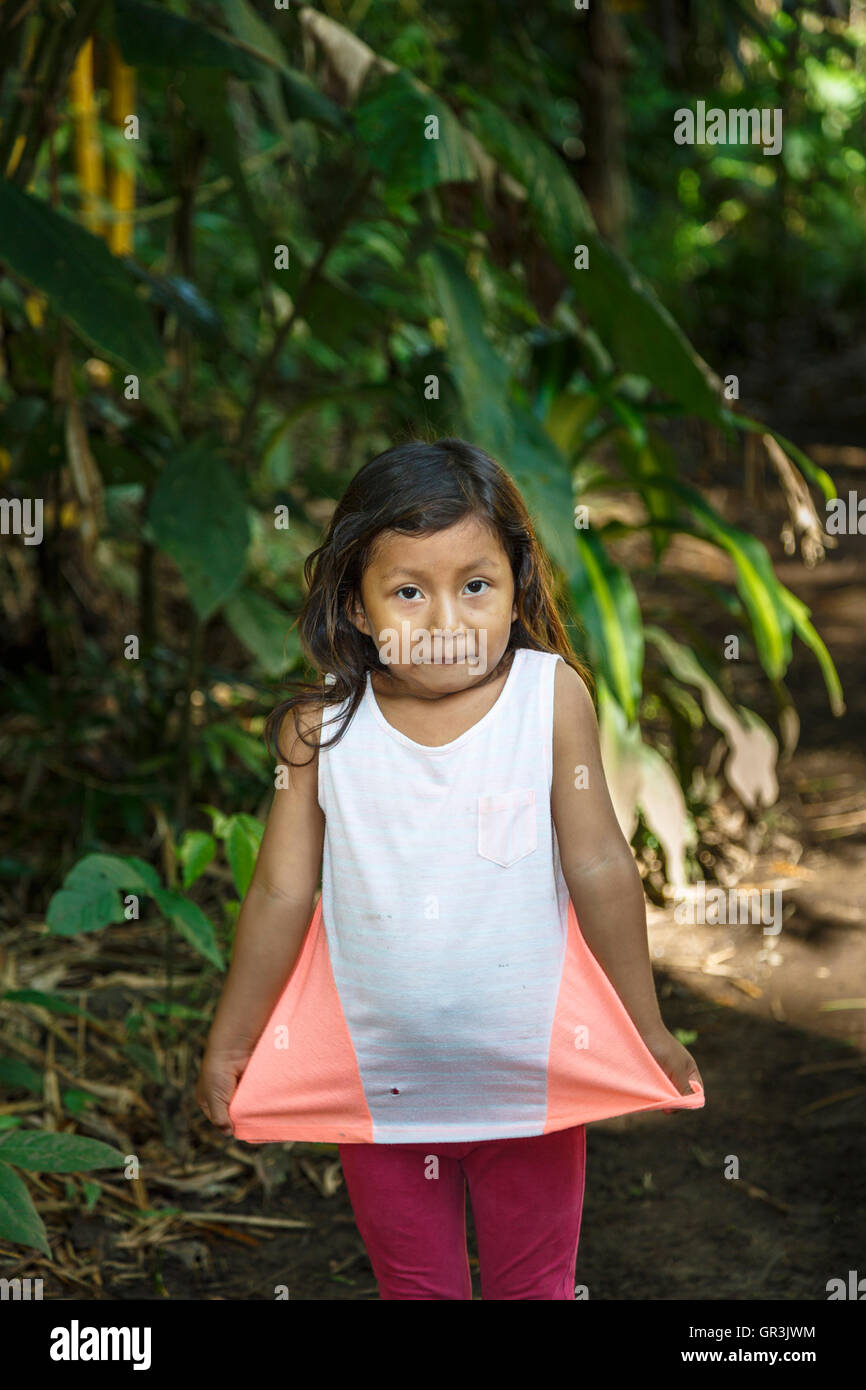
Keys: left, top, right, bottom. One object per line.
{"left": 106, "top": 38, "right": 135, "bottom": 255}
{"left": 0, "top": 15, "right": 57, "bottom": 178}
{"left": 10, "top": 0, "right": 107, "bottom": 191}
{"left": 68, "top": 35, "right": 105, "bottom": 236}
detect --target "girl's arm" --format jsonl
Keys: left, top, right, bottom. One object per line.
{"left": 197, "top": 703, "right": 325, "bottom": 1131}
{"left": 550, "top": 661, "right": 700, "bottom": 1094}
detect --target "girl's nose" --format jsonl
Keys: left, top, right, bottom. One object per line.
{"left": 428, "top": 594, "right": 465, "bottom": 631}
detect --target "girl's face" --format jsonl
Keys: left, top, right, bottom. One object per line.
{"left": 349, "top": 515, "right": 518, "bottom": 687}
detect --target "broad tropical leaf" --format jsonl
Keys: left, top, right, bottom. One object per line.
{"left": 355, "top": 68, "right": 476, "bottom": 199}
{"left": 419, "top": 241, "right": 576, "bottom": 571}
{"left": 464, "top": 96, "right": 724, "bottom": 421}
{"left": 114, "top": 0, "right": 266, "bottom": 80}
{"left": 148, "top": 444, "right": 249, "bottom": 619}
{"left": 224, "top": 588, "right": 302, "bottom": 676}
{"left": 569, "top": 530, "right": 644, "bottom": 721}
{"left": 0, "top": 183, "right": 162, "bottom": 374}
{"left": 220, "top": 0, "right": 351, "bottom": 131}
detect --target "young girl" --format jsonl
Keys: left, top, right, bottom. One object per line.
{"left": 196, "top": 436, "right": 705, "bottom": 1301}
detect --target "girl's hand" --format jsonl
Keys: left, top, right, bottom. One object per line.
{"left": 195, "top": 1049, "right": 250, "bottom": 1136}
{"left": 641, "top": 1026, "right": 703, "bottom": 1113}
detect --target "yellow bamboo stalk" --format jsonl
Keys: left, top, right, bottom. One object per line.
{"left": 68, "top": 37, "right": 105, "bottom": 236}
{"left": 6, "top": 134, "right": 27, "bottom": 177}
{"left": 106, "top": 39, "right": 135, "bottom": 255}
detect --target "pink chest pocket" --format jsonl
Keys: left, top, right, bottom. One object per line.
{"left": 477, "top": 788, "right": 537, "bottom": 867}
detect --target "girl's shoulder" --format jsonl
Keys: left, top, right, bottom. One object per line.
{"left": 277, "top": 697, "right": 327, "bottom": 767}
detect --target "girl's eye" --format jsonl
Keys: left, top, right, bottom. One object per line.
{"left": 394, "top": 580, "right": 489, "bottom": 600}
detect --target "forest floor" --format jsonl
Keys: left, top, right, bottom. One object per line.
{"left": 2, "top": 444, "right": 864, "bottom": 1303}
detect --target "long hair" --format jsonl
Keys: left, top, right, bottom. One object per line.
{"left": 264, "top": 436, "right": 594, "bottom": 767}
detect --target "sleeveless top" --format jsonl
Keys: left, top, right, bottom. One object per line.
{"left": 229, "top": 646, "right": 705, "bottom": 1144}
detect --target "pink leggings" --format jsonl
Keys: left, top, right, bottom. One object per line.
{"left": 338, "top": 1124, "right": 586, "bottom": 1300}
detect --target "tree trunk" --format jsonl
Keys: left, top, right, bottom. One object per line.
{"left": 578, "top": 5, "right": 632, "bottom": 250}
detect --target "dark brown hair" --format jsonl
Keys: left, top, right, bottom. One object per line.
{"left": 265, "top": 436, "right": 594, "bottom": 766}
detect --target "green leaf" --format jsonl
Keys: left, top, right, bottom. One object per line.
{"left": 220, "top": 0, "right": 350, "bottom": 133}
{"left": 45, "top": 885, "right": 123, "bottom": 937}
{"left": 671, "top": 483, "right": 793, "bottom": 680}
{"left": 274, "top": 249, "right": 386, "bottom": 353}
{"left": 355, "top": 69, "right": 476, "bottom": 199}
{"left": 201, "top": 725, "right": 225, "bottom": 775}
{"left": 210, "top": 724, "right": 269, "bottom": 774}
{"left": 121, "top": 1043, "right": 162, "bottom": 1083}
{"left": 0, "top": 1131, "right": 124, "bottom": 1173}
{"left": 82, "top": 1181, "right": 102, "bottom": 1212}
{"left": 199, "top": 805, "right": 232, "bottom": 839}
{"left": 46, "top": 854, "right": 158, "bottom": 936}
{"left": 178, "top": 831, "right": 217, "bottom": 890}
{"left": 61, "top": 1091, "right": 96, "bottom": 1116}
{"left": 144, "top": 1001, "right": 208, "bottom": 1020}
{"left": 418, "top": 242, "right": 575, "bottom": 572}
{"left": 545, "top": 390, "right": 602, "bottom": 459}
{"left": 0, "top": 1161, "right": 51, "bottom": 1257}
{"left": 114, "top": 0, "right": 264, "bottom": 79}
{"left": 225, "top": 815, "right": 263, "bottom": 899}
{"left": 419, "top": 241, "right": 511, "bottom": 445}
{"left": 64, "top": 854, "right": 160, "bottom": 894}
{"left": 569, "top": 530, "right": 644, "bottom": 721}
{"left": 465, "top": 98, "right": 723, "bottom": 421}
{"left": 223, "top": 589, "right": 301, "bottom": 676}
{"left": 0, "top": 1060, "right": 43, "bottom": 1093}
{"left": 1, "top": 990, "right": 100, "bottom": 1023}
{"left": 615, "top": 429, "right": 681, "bottom": 564}
{"left": 234, "top": 813, "right": 265, "bottom": 843}
{"left": 0, "top": 183, "right": 162, "bottom": 374}
{"left": 148, "top": 444, "right": 249, "bottom": 619}
{"left": 182, "top": 68, "right": 274, "bottom": 287}
{"left": 153, "top": 888, "right": 224, "bottom": 969}
{"left": 506, "top": 406, "right": 581, "bottom": 574}
{"left": 774, "top": 586, "right": 845, "bottom": 717}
